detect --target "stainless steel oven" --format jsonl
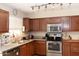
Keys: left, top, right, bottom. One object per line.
{"left": 46, "top": 41, "right": 62, "bottom": 56}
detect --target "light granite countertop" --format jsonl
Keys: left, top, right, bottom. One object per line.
{"left": 0, "top": 40, "right": 33, "bottom": 53}
{"left": 0, "top": 39, "right": 46, "bottom": 55}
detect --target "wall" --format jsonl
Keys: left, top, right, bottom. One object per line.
{"left": 30, "top": 32, "right": 46, "bottom": 39}
{"left": 63, "top": 32, "right": 79, "bottom": 40}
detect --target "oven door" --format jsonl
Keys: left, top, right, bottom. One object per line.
{"left": 47, "top": 41, "right": 62, "bottom": 53}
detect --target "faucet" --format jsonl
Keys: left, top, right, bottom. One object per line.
{"left": 68, "top": 35, "right": 72, "bottom": 40}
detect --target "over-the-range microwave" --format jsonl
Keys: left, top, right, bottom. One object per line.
{"left": 47, "top": 24, "right": 62, "bottom": 32}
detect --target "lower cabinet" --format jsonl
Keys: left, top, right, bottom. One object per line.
{"left": 63, "top": 40, "right": 79, "bottom": 56}
{"left": 19, "top": 40, "right": 46, "bottom": 56}
{"left": 71, "top": 42, "right": 79, "bottom": 56}
{"left": 19, "top": 44, "right": 27, "bottom": 56}
{"left": 19, "top": 41, "right": 34, "bottom": 56}
{"left": 62, "top": 42, "right": 70, "bottom": 56}
{"left": 29, "top": 41, "right": 34, "bottom": 56}
{"left": 34, "top": 40, "right": 46, "bottom": 56}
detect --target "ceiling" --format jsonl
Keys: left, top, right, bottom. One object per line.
{"left": 3, "top": 3, "right": 46, "bottom": 13}
{"left": 2, "top": 3, "right": 79, "bottom": 13}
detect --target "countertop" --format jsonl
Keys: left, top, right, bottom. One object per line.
{"left": 0, "top": 39, "right": 46, "bottom": 54}
{"left": 63, "top": 40, "right": 79, "bottom": 42}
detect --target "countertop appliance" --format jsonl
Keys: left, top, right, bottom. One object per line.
{"left": 47, "top": 24, "right": 62, "bottom": 32}
{"left": 2, "top": 47, "right": 19, "bottom": 56}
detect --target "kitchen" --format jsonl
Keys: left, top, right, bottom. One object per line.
{"left": 0, "top": 3, "right": 79, "bottom": 56}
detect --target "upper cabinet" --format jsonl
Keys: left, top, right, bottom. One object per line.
{"left": 23, "top": 15, "right": 79, "bottom": 32}
{"left": 23, "top": 18, "right": 30, "bottom": 32}
{"left": 47, "top": 17, "right": 62, "bottom": 24}
{"left": 30, "top": 19, "right": 40, "bottom": 32}
{"left": 0, "top": 9, "right": 9, "bottom": 33}
{"left": 62, "top": 16, "right": 71, "bottom": 32}
{"left": 40, "top": 18, "right": 47, "bottom": 32}
{"left": 70, "top": 16, "right": 79, "bottom": 31}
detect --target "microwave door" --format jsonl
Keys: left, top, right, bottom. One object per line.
{"left": 50, "top": 26, "right": 58, "bottom": 32}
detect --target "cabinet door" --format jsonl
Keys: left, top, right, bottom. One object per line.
{"left": 38, "top": 41, "right": 46, "bottom": 55}
{"left": 71, "top": 16, "right": 79, "bottom": 31}
{"left": 34, "top": 40, "right": 46, "bottom": 56}
{"left": 30, "top": 19, "right": 40, "bottom": 31}
{"left": 40, "top": 18, "right": 47, "bottom": 31}
{"left": 62, "top": 42, "right": 70, "bottom": 56}
{"left": 47, "top": 17, "right": 62, "bottom": 24}
{"left": 62, "top": 16, "right": 71, "bottom": 32}
{"left": 19, "top": 44, "right": 27, "bottom": 56}
{"left": 0, "top": 11, "right": 9, "bottom": 33}
{"left": 26, "top": 43, "right": 31, "bottom": 56}
{"left": 29, "top": 41, "right": 34, "bottom": 56}
{"left": 71, "top": 42, "right": 79, "bottom": 56}
{"left": 23, "top": 18, "right": 30, "bottom": 32}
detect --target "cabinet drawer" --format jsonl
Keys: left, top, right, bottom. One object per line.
{"left": 71, "top": 43, "right": 79, "bottom": 52}
{"left": 35, "top": 40, "right": 46, "bottom": 43}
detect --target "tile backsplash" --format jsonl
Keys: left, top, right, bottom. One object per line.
{"left": 29, "top": 32, "right": 47, "bottom": 39}
{"left": 1, "top": 31, "right": 79, "bottom": 40}
{"left": 63, "top": 32, "right": 79, "bottom": 40}
{"left": 30, "top": 32, "right": 79, "bottom": 40}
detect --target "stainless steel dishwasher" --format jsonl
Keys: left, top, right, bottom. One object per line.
{"left": 2, "top": 47, "right": 19, "bottom": 56}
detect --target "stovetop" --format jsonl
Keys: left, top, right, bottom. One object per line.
{"left": 46, "top": 37, "right": 62, "bottom": 41}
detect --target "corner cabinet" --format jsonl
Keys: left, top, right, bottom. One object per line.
{"left": 19, "top": 40, "right": 46, "bottom": 56}
{"left": 0, "top": 9, "right": 9, "bottom": 33}
{"left": 19, "top": 41, "right": 34, "bottom": 56}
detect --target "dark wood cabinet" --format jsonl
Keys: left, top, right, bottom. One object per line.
{"left": 63, "top": 40, "right": 79, "bottom": 56}
{"left": 34, "top": 40, "right": 46, "bottom": 56}
{"left": 0, "top": 9, "right": 9, "bottom": 33}
{"left": 19, "top": 41, "right": 34, "bottom": 56}
{"left": 62, "top": 41, "right": 70, "bottom": 56}
{"left": 19, "top": 40, "right": 46, "bottom": 56}
{"left": 70, "top": 16, "right": 79, "bottom": 31}
{"left": 19, "top": 44, "right": 27, "bottom": 56}
{"left": 30, "top": 19, "right": 40, "bottom": 32}
{"left": 39, "top": 18, "right": 47, "bottom": 31}
{"left": 29, "top": 41, "right": 34, "bottom": 56}
{"left": 23, "top": 18, "right": 30, "bottom": 32}
{"left": 30, "top": 18, "right": 47, "bottom": 32}
{"left": 71, "top": 42, "right": 79, "bottom": 56}
{"left": 47, "top": 17, "right": 62, "bottom": 24}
